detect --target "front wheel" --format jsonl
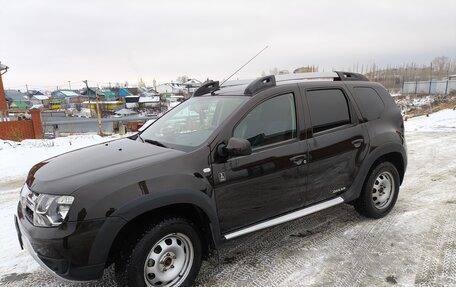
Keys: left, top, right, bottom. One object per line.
{"left": 355, "top": 162, "right": 400, "bottom": 218}
{"left": 115, "top": 217, "right": 202, "bottom": 287}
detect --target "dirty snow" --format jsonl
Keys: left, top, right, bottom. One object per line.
{"left": 0, "top": 110, "right": 455, "bottom": 286}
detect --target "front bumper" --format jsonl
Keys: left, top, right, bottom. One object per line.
{"left": 15, "top": 202, "right": 106, "bottom": 281}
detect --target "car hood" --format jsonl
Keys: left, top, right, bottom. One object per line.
{"left": 26, "top": 138, "right": 184, "bottom": 195}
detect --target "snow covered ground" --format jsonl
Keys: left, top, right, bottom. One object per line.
{"left": 405, "top": 108, "right": 456, "bottom": 132}
{"left": 0, "top": 109, "right": 455, "bottom": 286}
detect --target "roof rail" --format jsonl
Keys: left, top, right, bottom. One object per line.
{"left": 194, "top": 71, "right": 369, "bottom": 97}
{"left": 193, "top": 81, "right": 220, "bottom": 97}
{"left": 244, "top": 75, "right": 276, "bottom": 95}
{"left": 275, "top": 72, "right": 339, "bottom": 82}
{"left": 242, "top": 71, "right": 369, "bottom": 95}
{"left": 335, "top": 71, "right": 369, "bottom": 81}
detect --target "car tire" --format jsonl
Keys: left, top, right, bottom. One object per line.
{"left": 115, "top": 216, "right": 202, "bottom": 287}
{"left": 355, "top": 162, "right": 400, "bottom": 219}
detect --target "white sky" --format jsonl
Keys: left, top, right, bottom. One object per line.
{"left": 1, "top": 0, "right": 455, "bottom": 90}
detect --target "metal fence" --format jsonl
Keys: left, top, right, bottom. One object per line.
{"left": 402, "top": 80, "right": 456, "bottom": 95}
{"left": 41, "top": 115, "right": 156, "bottom": 136}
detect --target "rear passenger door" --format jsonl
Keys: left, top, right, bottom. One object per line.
{"left": 301, "top": 84, "right": 369, "bottom": 205}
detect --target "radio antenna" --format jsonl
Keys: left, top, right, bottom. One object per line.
{"left": 220, "top": 45, "right": 268, "bottom": 87}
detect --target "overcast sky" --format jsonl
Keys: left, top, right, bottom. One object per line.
{"left": 1, "top": 0, "right": 455, "bottom": 90}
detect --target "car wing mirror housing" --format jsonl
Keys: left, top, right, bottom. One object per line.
{"left": 217, "top": 137, "right": 252, "bottom": 158}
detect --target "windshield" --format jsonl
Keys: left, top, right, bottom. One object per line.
{"left": 140, "top": 96, "right": 247, "bottom": 151}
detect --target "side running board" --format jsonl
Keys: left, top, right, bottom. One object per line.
{"left": 224, "top": 197, "right": 344, "bottom": 240}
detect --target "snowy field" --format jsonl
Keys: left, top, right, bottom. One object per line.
{"left": 0, "top": 109, "right": 455, "bottom": 286}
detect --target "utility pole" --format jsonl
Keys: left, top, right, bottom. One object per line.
{"left": 68, "top": 81, "right": 72, "bottom": 90}
{"left": 428, "top": 62, "right": 433, "bottom": 114}
{"left": 445, "top": 59, "right": 451, "bottom": 95}
{"left": 429, "top": 62, "right": 433, "bottom": 95}
{"left": 83, "top": 81, "right": 93, "bottom": 118}
{"left": 0, "top": 62, "right": 9, "bottom": 120}
{"left": 84, "top": 80, "right": 104, "bottom": 136}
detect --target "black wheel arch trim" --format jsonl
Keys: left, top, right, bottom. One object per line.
{"left": 341, "top": 142, "right": 407, "bottom": 203}
{"left": 87, "top": 189, "right": 222, "bottom": 267}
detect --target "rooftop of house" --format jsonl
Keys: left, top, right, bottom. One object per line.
{"left": 10, "top": 101, "right": 30, "bottom": 108}
{"left": 52, "top": 90, "right": 80, "bottom": 98}
{"left": 97, "top": 89, "right": 116, "bottom": 98}
{"left": 32, "top": 95, "right": 49, "bottom": 101}
{"left": 5, "top": 90, "right": 28, "bottom": 101}
{"left": 27, "top": 90, "right": 44, "bottom": 96}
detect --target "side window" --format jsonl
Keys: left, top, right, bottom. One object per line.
{"left": 307, "top": 89, "right": 351, "bottom": 133}
{"left": 234, "top": 93, "right": 296, "bottom": 148}
{"left": 352, "top": 87, "right": 385, "bottom": 121}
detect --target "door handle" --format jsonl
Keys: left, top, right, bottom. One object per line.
{"left": 351, "top": 139, "right": 364, "bottom": 148}
{"left": 290, "top": 154, "right": 307, "bottom": 165}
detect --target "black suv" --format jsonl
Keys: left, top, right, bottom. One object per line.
{"left": 15, "top": 72, "right": 407, "bottom": 286}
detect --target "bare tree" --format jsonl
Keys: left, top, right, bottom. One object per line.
{"left": 432, "top": 56, "right": 450, "bottom": 72}
{"left": 269, "top": 67, "right": 280, "bottom": 75}
{"left": 293, "top": 66, "right": 318, "bottom": 73}
{"left": 176, "top": 75, "right": 189, "bottom": 84}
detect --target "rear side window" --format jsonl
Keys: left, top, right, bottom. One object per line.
{"left": 306, "top": 89, "right": 351, "bottom": 133}
{"left": 353, "top": 87, "right": 385, "bottom": 121}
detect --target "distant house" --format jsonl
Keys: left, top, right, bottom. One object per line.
{"left": 51, "top": 90, "right": 79, "bottom": 99}
{"left": 125, "top": 95, "right": 140, "bottom": 109}
{"left": 26, "top": 90, "right": 44, "bottom": 98}
{"left": 10, "top": 101, "right": 29, "bottom": 108}
{"left": 80, "top": 87, "right": 97, "bottom": 99}
{"left": 146, "top": 87, "right": 159, "bottom": 94}
{"left": 97, "top": 89, "right": 117, "bottom": 101}
{"left": 184, "top": 79, "right": 202, "bottom": 87}
{"left": 9, "top": 101, "right": 30, "bottom": 114}
{"left": 155, "top": 83, "right": 185, "bottom": 95}
{"left": 51, "top": 90, "right": 82, "bottom": 108}
{"left": 139, "top": 95, "right": 161, "bottom": 108}
{"left": 5, "top": 90, "right": 30, "bottom": 108}
{"left": 110, "top": 87, "right": 145, "bottom": 100}
{"left": 124, "top": 87, "right": 143, "bottom": 95}
{"left": 110, "top": 88, "right": 130, "bottom": 98}
{"left": 183, "top": 79, "right": 203, "bottom": 96}
{"left": 156, "top": 81, "right": 202, "bottom": 98}
{"left": 30, "top": 95, "right": 49, "bottom": 107}
{"left": 121, "top": 87, "right": 159, "bottom": 109}
{"left": 78, "top": 88, "right": 124, "bottom": 112}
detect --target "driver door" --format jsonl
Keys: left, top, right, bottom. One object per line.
{"left": 212, "top": 92, "right": 307, "bottom": 233}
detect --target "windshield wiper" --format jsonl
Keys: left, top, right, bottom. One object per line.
{"left": 144, "top": 139, "right": 168, "bottom": 148}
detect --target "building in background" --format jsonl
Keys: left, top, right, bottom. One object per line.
{"left": 5, "top": 90, "right": 30, "bottom": 112}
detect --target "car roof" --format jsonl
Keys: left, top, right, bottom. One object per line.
{"left": 194, "top": 72, "right": 370, "bottom": 97}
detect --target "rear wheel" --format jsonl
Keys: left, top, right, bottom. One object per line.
{"left": 355, "top": 162, "right": 400, "bottom": 218}
{"left": 115, "top": 217, "right": 202, "bottom": 287}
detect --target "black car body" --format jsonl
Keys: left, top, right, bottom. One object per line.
{"left": 15, "top": 71, "right": 407, "bottom": 286}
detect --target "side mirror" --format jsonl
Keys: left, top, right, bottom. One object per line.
{"left": 217, "top": 137, "right": 252, "bottom": 158}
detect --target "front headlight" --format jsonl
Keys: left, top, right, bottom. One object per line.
{"left": 34, "top": 194, "right": 74, "bottom": 227}
{"left": 20, "top": 184, "right": 30, "bottom": 207}
{"left": 20, "top": 184, "right": 75, "bottom": 227}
